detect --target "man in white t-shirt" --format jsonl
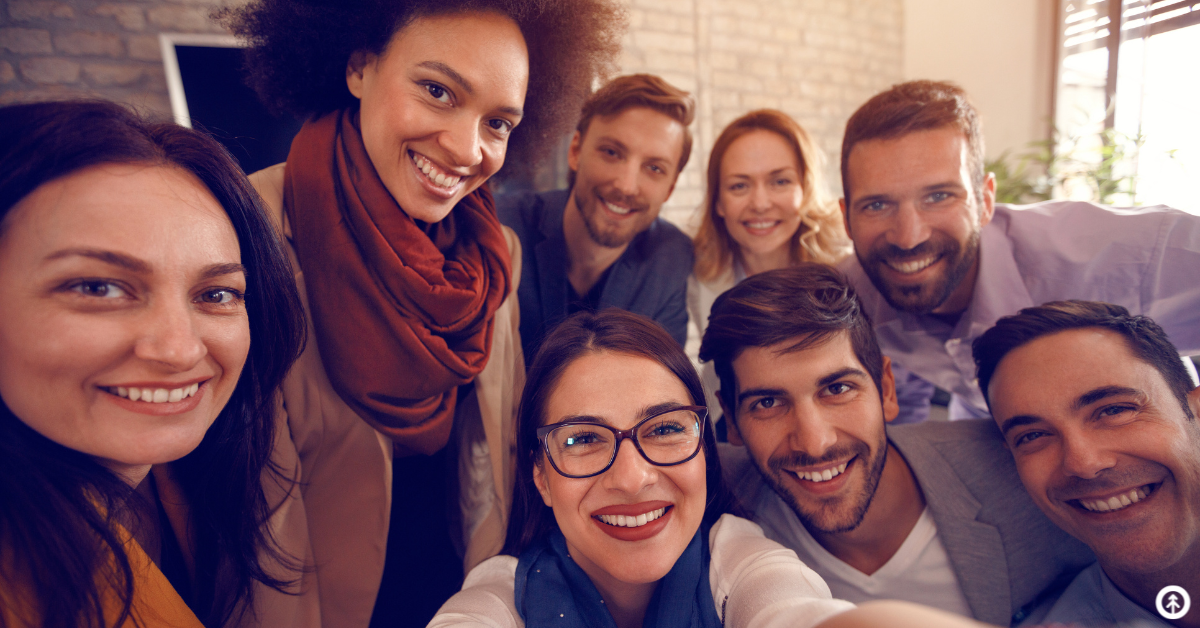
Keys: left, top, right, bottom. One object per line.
{"left": 699, "top": 265, "right": 1094, "bottom": 626}
{"left": 974, "top": 301, "right": 1200, "bottom": 627}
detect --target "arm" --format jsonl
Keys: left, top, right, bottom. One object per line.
{"left": 1140, "top": 209, "right": 1200, "bottom": 355}
{"left": 428, "top": 555, "right": 522, "bottom": 628}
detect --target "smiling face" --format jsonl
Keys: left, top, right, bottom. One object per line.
{"left": 533, "top": 350, "right": 706, "bottom": 590}
{"left": 727, "top": 332, "right": 898, "bottom": 533}
{"left": 0, "top": 163, "right": 250, "bottom": 483}
{"left": 716, "top": 129, "right": 805, "bottom": 270}
{"left": 988, "top": 328, "right": 1200, "bottom": 576}
{"left": 842, "top": 127, "right": 995, "bottom": 315}
{"left": 567, "top": 107, "right": 685, "bottom": 248}
{"left": 347, "top": 11, "right": 528, "bottom": 223}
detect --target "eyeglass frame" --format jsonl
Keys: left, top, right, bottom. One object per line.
{"left": 535, "top": 405, "right": 710, "bottom": 479}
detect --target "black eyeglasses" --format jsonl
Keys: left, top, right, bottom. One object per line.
{"left": 536, "top": 406, "right": 708, "bottom": 479}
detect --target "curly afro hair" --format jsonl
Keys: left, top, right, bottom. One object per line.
{"left": 221, "top": 0, "right": 626, "bottom": 172}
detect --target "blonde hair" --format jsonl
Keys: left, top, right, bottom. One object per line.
{"left": 693, "top": 109, "right": 848, "bottom": 283}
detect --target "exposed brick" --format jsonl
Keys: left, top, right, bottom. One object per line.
{"left": 146, "top": 6, "right": 221, "bottom": 32}
{"left": 0, "top": 27, "right": 53, "bottom": 54}
{"left": 0, "top": 61, "right": 15, "bottom": 84}
{"left": 93, "top": 4, "right": 147, "bottom": 31}
{"left": 19, "top": 57, "right": 80, "bottom": 84}
{"left": 127, "top": 34, "right": 161, "bottom": 61}
{"left": 9, "top": 1, "right": 75, "bottom": 20}
{"left": 83, "top": 62, "right": 144, "bottom": 86}
{"left": 54, "top": 31, "right": 125, "bottom": 57}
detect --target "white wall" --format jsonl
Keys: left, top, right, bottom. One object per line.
{"left": 903, "top": 0, "right": 1057, "bottom": 158}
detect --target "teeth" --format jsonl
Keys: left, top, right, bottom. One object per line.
{"left": 886, "top": 256, "right": 938, "bottom": 274}
{"left": 793, "top": 461, "right": 849, "bottom": 483}
{"left": 410, "top": 152, "right": 462, "bottom": 189}
{"left": 107, "top": 382, "right": 200, "bottom": 404}
{"left": 1078, "top": 486, "right": 1151, "bottom": 513}
{"left": 597, "top": 507, "right": 667, "bottom": 528}
{"left": 746, "top": 221, "right": 777, "bottom": 230}
{"left": 604, "top": 201, "right": 632, "bottom": 215}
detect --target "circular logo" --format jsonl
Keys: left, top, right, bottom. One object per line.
{"left": 1156, "top": 585, "right": 1191, "bottom": 620}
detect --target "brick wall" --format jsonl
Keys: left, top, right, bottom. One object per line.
{"left": 1, "top": 0, "right": 904, "bottom": 227}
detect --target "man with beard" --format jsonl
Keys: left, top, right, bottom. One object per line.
{"left": 837, "top": 80, "right": 1200, "bottom": 421}
{"left": 699, "top": 265, "right": 1094, "bottom": 625}
{"left": 974, "top": 301, "right": 1200, "bottom": 627}
{"left": 498, "top": 74, "right": 694, "bottom": 360}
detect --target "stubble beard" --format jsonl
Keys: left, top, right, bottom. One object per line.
{"left": 572, "top": 186, "right": 645, "bottom": 249}
{"left": 757, "top": 431, "right": 889, "bottom": 534}
{"left": 859, "top": 229, "right": 980, "bottom": 315}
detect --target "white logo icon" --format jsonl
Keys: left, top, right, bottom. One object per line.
{"left": 1156, "top": 585, "right": 1191, "bottom": 621}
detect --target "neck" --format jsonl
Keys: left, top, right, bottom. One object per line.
{"left": 1104, "top": 548, "right": 1200, "bottom": 628}
{"left": 930, "top": 251, "right": 980, "bottom": 317}
{"left": 101, "top": 459, "right": 153, "bottom": 487}
{"left": 567, "top": 539, "right": 657, "bottom": 628}
{"left": 739, "top": 246, "right": 793, "bottom": 277}
{"left": 809, "top": 443, "right": 926, "bottom": 574}
{"left": 563, "top": 189, "right": 627, "bottom": 295}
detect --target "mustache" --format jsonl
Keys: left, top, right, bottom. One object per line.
{"left": 866, "top": 237, "right": 959, "bottom": 264}
{"left": 596, "top": 189, "right": 648, "bottom": 213}
{"left": 768, "top": 442, "right": 867, "bottom": 472}
{"left": 1049, "top": 465, "right": 1168, "bottom": 502}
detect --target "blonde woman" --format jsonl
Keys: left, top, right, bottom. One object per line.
{"left": 689, "top": 110, "right": 849, "bottom": 417}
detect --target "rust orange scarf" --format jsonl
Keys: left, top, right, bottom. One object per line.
{"left": 283, "top": 109, "right": 511, "bottom": 456}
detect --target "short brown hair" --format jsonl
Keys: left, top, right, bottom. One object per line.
{"left": 841, "top": 80, "right": 985, "bottom": 204}
{"left": 693, "top": 109, "right": 848, "bottom": 283}
{"left": 576, "top": 73, "right": 695, "bottom": 174}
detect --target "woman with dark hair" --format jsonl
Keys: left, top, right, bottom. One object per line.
{"left": 0, "top": 100, "right": 306, "bottom": 627}
{"left": 221, "top": 0, "right": 625, "bottom": 624}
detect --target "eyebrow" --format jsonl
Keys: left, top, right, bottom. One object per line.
{"left": 1075, "top": 386, "right": 1140, "bottom": 411}
{"left": 45, "top": 249, "right": 245, "bottom": 281}
{"left": 418, "top": 61, "right": 524, "bottom": 119}
{"left": 737, "top": 387, "right": 787, "bottom": 406}
{"left": 200, "top": 262, "right": 247, "bottom": 281}
{"left": 550, "top": 402, "right": 687, "bottom": 427}
{"left": 818, "top": 367, "right": 867, "bottom": 388}
{"left": 998, "top": 414, "right": 1041, "bottom": 437}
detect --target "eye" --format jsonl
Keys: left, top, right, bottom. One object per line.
{"left": 824, "top": 382, "right": 852, "bottom": 396}
{"left": 424, "top": 82, "right": 451, "bottom": 104}
{"left": 774, "top": 177, "right": 793, "bottom": 186}
{"left": 727, "top": 182, "right": 747, "bottom": 192}
{"left": 927, "top": 191, "right": 952, "bottom": 203}
{"left": 647, "top": 163, "right": 665, "bottom": 175}
{"left": 69, "top": 280, "right": 128, "bottom": 299}
{"left": 197, "top": 288, "right": 244, "bottom": 306}
{"left": 859, "top": 200, "right": 888, "bottom": 214}
{"left": 750, "top": 397, "right": 775, "bottom": 410}
{"left": 599, "top": 146, "right": 620, "bottom": 159}
{"left": 1097, "top": 404, "right": 1136, "bottom": 419}
{"left": 1012, "top": 430, "right": 1047, "bottom": 447}
{"left": 487, "top": 118, "right": 514, "bottom": 136}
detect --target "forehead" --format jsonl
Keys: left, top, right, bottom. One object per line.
{"left": 732, "top": 332, "right": 868, "bottom": 390}
{"left": 721, "top": 129, "right": 799, "bottom": 174}
{"left": 545, "top": 350, "right": 692, "bottom": 426}
{"left": 582, "top": 107, "right": 685, "bottom": 160}
{"left": 989, "top": 328, "right": 1174, "bottom": 418}
{"left": 846, "top": 126, "right": 969, "bottom": 200}
{"left": 383, "top": 11, "right": 528, "bottom": 92}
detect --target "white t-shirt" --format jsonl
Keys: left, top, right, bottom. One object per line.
{"left": 761, "top": 496, "right": 973, "bottom": 618}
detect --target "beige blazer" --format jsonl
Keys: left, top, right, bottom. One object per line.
{"left": 249, "top": 164, "right": 524, "bottom": 628}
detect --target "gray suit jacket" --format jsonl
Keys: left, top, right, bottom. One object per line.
{"left": 721, "top": 419, "right": 1095, "bottom": 626}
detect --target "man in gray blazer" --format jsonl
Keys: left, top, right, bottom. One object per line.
{"left": 700, "top": 264, "right": 1094, "bottom": 626}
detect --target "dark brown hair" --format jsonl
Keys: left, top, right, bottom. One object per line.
{"left": 840, "top": 80, "right": 984, "bottom": 205}
{"left": 503, "top": 309, "right": 739, "bottom": 556}
{"left": 699, "top": 264, "right": 884, "bottom": 423}
{"left": 973, "top": 300, "right": 1196, "bottom": 419}
{"left": 222, "top": 0, "right": 626, "bottom": 173}
{"left": 576, "top": 73, "right": 695, "bottom": 174}
{"left": 693, "top": 109, "right": 848, "bottom": 283}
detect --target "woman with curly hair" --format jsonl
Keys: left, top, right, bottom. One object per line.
{"left": 221, "top": 0, "right": 625, "bottom": 624}
{"left": 688, "top": 110, "right": 850, "bottom": 419}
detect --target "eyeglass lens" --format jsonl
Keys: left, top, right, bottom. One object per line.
{"left": 543, "top": 409, "right": 702, "bottom": 477}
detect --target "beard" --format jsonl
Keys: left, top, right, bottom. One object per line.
{"left": 572, "top": 185, "right": 651, "bottom": 249}
{"left": 755, "top": 430, "right": 889, "bottom": 534}
{"left": 858, "top": 229, "right": 980, "bottom": 314}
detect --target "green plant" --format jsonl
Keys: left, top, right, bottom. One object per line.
{"left": 988, "top": 127, "right": 1145, "bottom": 206}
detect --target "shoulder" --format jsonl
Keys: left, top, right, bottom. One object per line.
{"left": 495, "top": 189, "right": 567, "bottom": 235}
{"left": 627, "top": 218, "right": 694, "bottom": 273}
{"left": 995, "top": 201, "right": 1194, "bottom": 250}
{"left": 248, "top": 162, "right": 288, "bottom": 235}
{"left": 887, "top": 419, "right": 1015, "bottom": 487}
{"left": 428, "top": 555, "right": 521, "bottom": 628}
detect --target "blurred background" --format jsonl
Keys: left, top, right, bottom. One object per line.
{"left": 2, "top": 0, "right": 1196, "bottom": 231}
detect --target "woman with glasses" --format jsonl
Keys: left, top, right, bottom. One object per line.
{"left": 430, "top": 310, "right": 992, "bottom": 628}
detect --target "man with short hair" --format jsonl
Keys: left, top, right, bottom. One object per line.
{"left": 973, "top": 300, "right": 1200, "bottom": 627}
{"left": 837, "top": 80, "right": 1200, "bottom": 421}
{"left": 699, "top": 265, "right": 1093, "bottom": 626}
{"left": 499, "top": 74, "right": 694, "bottom": 360}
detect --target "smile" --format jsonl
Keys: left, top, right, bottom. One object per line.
{"left": 743, "top": 220, "right": 780, "bottom": 233}
{"left": 603, "top": 200, "right": 633, "bottom": 215}
{"left": 1074, "top": 483, "right": 1158, "bottom": 513}
{"left": 788, "top": 460, "right": 850, "bottom": 483}
{"left": 410, "top": 151, "right": 463, "bottom": 189}
{"left": 596, "top": 507, "right": 668, "bottom": 528}
{"left": 103, "top": 383, "right": 200, "bottom": 404}
{"left": 885, "top": 255, "right": 940, "bottom": 275}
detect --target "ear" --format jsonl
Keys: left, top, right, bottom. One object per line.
{"left": 345, "top": 50, "right": 375, "bottom": 99}
{"left": 566, "top": 130, "right": 583, "bottom": 173}
{"left": 880, "top": 356, "right": 900, "bottom": 424}
{"left": 1188, "top": 385, "right": 1200, "bottom": 422}
{"left": 839, "top": 197, "right": 853, "bottom": 239}
{"left": 532, "top": 460, "right": 554, "bottom": 507}
{"left": 978, "top": 171, "right": 997, "bottom": 228}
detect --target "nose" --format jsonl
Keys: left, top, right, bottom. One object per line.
{"left": 438, "top": 114, "right": 484, "bottom": 170}
{"left": 1059, "top": 431, "right": 1117, "bottom": 480}
{"left": 603, "top": 438, "right": 658, "bottom": 494}
{"left": 886, "top": 201, "right": 931, "bottom": 251}
{"left": 788, "top": 403, "right": 838, "bottom": 459}
{"left": 749, "top": 183, "right": 771, "bottom": 212}
{"left": 611, "top": 161, "right": 640, "bottom": 198}
{"left": 134, "top": 298, "right": 207, "bottom": 371}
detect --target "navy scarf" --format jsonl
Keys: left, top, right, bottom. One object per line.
{"left": 515, "top": 527, "right": 722, "bottom": 628}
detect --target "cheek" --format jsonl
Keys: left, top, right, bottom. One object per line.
{"left": 203, "top": 316, "right": 251, "bottom": 394}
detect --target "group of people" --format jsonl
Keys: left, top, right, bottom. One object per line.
{"left": 0, "top": 1, "right": 1197, "bottom": 627}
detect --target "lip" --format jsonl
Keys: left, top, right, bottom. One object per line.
{"left": 100, "top": 380, "right": 208, "bottom": 416}
{"left": 782, "top": 455, "right": 857, "bottom": 496}
{"left": 741, "top": 219, "right": 782, "bottom": 236}
{"left": 879, "top": 254, "right": 943, "bottom": 280}
{"left": 408, "top": 150, "right": 468, "bottom": 201}
{"left": 1066, "top": 481, "right": 1162, "bottom": 518}
{"left": 592, "top": 500, "right": 673, "bottom": 542}
{"left": 596, "top": 191, "right": 640, "bottom": 219}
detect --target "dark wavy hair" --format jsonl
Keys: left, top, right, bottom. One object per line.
{"left": 221, "top": 0, "right": 625, "bottom": 173}
{"left": 699, "top": 264, "right": 884, "bottom": 425}
{"left": 504, "top": 309, "right": 741, "bottom": 556}
{"left": 973, "top": 300, "right": 1196, "bottom": 419}
{"left": 0, "top": 100, "right": 306, "bottom": 628}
